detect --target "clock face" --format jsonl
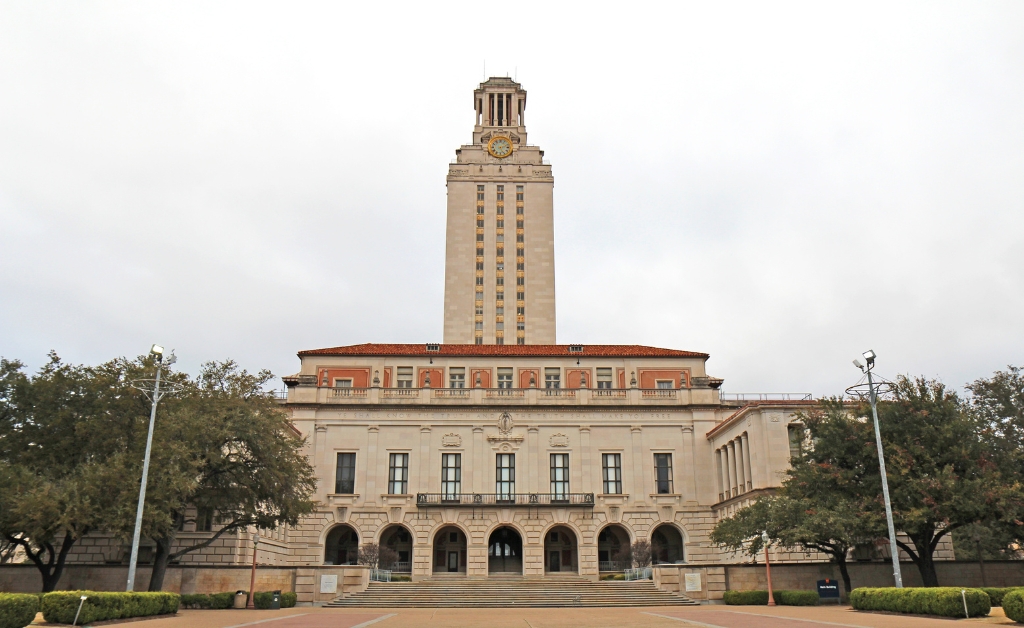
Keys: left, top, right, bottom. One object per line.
{"left": 488, "top": 137, "right": 513, "bottom": 158}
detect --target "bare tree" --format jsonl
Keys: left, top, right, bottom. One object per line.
{"left": 630, "top": 540, "right": 652, "bottom": 568}
{"left": 612, "top": 544, "right": 632, "bottom": 570}
{"left": 379, "top": 545, "right": 399, "bottom": 570}
{"left": 358, "top": 542, "right": 381, "bottom": 568}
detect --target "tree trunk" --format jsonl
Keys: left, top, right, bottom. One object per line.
{"left": 835, "top": 554, "right": 853, "bottom": 594}
{"left": 20, "top": 532, "right": 77, "bottom": 592}
{"left": 148, "top": 535, "right": 173, "bottom": 592}
{"left": 909, "top": 532, "right": 940, "bottom": 587}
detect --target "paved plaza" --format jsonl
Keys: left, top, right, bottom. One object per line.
{"left": 31, "top": 605, "right": 1016, "bottom": 627}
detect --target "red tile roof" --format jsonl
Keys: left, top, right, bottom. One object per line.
{"left": 298, "top": 343, "right": 708, "bottom": 359}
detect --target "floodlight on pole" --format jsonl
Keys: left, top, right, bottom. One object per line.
{"left": 848, "top": 350, "right": 903, "bottom": 588}
{"left": 126, "top": 345, "right": 167, "bottom": 592}
{"left": 762, "top": 530, "right": 776, "bottom": 606}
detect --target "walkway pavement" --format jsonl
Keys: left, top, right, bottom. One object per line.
{"left": 31, "top": 605, "right": 1016, "bottom": 627}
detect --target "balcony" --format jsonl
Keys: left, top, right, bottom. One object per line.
{"left": 415, "top": 492, "right": 595, "bottom": 507}
{"left": 291, "top": 386, "right": 723, "bottom": 407}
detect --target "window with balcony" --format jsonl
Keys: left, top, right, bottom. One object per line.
{"left": 449, "top": 368, "right": 466, "bottom": 388}
{"left": 550, "top": 454, "right": 569, "bottom": 500}
{"left": 497, "top": 368, "right": 513, "bottom": 388}
{"left": 335, "top": 453, "right": 356, "bottom": 494}
{"left": 441, "top": 453, "right": 461, "bottom": 500}
{"left": 596, "top": 368, "right": 612, "bottom": 389}
{"left": 545, "top": 368, "right": 561, "bottom": 389}
{"left": 496, "top": 454, "right": 515, "bottom": 500}
{"left": 656, "top": 380, "right": 674, "bottom": 389}
{"left": 396, "top": 367, "right": 413, "bottom": 388}
{"left": 389, "top": 453, "right": 409, "bottom": 494}
{"left": 333, "top": 378, "right": 352, "bottom": 388}
{"left": 654, "top": 453, "right": 673, "bottom": 494}
{"left": 602, "top": 453, "right": 622, "bottom": 494}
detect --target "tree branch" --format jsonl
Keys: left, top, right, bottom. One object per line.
{"left": 169, "top": 518, "right": 248, "bottom": 559}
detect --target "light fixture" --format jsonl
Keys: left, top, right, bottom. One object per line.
{"left": 863, "top": 349, "right": 876, "bottom": 365}
{"left": 853, "top": 359, "right": 864, "bottom": 370}
{"left": 150, "top": 344, "right": 164, "bottom": 356}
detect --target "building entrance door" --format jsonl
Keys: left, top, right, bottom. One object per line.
{"left": 487, "top": 526, "right": 523, "bottom": 574}
{"left": 448, "top": 551, "right": 459, "bottom": 572}
{"left": 549, "top": 551, "right": 560, "bottom": 571}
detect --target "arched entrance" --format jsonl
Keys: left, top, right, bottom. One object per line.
{"left": 379, "top": 524, "right": 413, "bottom": 573}
{"left": 544, "top": 525, "right": 578, "bottom": 574}
{"left": 598, "top": 524, "right": 631, "bottom": 571}
{"left": 324, "top": 524, "right": 359, "bottom": 565}
{"left": 433, "top": 526, "right": 466, "bottom": 574}
{"left": 651, "top": 524, "right": 684, "bottom": 564}
{"left": 488, "top": 526, "right": 523, "bottom": 574}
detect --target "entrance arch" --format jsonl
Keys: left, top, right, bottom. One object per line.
{"left": 324, "top": 524, "right": 359, "bottom": 565}
{"left": 432, "top": 526, "right": 467, "bottom": 574}
{"left": 651, "top": 524, "right": 684, "bottom": 564}
{"left": 597, "top": 524, "right": 631, "bottom": 571}
{"left": 379, "top": 524, "right": 413, "bottom": 573}
{"left": 488, "top": 526, "right": 523, "bottom": 574}
{"left": 544, "top": 525, "right": 578, "bottom": 574}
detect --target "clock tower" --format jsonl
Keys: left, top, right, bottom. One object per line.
{"left": 443, "top": 77, "right": 556, "bottom": 345}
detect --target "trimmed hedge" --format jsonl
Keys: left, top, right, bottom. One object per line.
{"left": 0, "top": 593, "right": 40, "bottom": 628}
{"left": 723, "top": 590, "right": 818, "bottom": 606}
{"left": 179, "top": 592, "right": 235, "bottom": 609}
{"left": 41, "top": 591, "right": 179, "bottom": 624}
{"left": 982, "top": 587, "right": 1024, "bottom": 607}
{"left": 253, "top": 591, "right": 297, "bottom": 609}
{"left": 850, "top": 587, "right": 990, "bottom": 618}
{"left": 1003, "top": 589, "right": 1024, "bottom": 623}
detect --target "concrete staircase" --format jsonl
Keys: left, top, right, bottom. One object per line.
{"left": 326, "top": 576, "right": 698, "bottom": 607}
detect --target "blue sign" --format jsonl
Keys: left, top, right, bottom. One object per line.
{"left": 817, "top": 579, "right": 841, "bottom": 599}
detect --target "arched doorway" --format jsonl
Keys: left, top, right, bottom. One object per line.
{"left": 544, "top": 525, "right": 578, "bottom": 574}
{"left": 598, "top": 524, "right": 631, "bottom": 571}
{"left": 651, "top": 524, "right": 684, "bottom": 564}
{"left": 379, "top": 524, "right": 413, "bottom": 573}
{"left": 324, "top": 524, "right": 359, "bottom": 565}
{"left": 433, "top": 526, "right": 466, "bottom": 574}
{"left": 488, "top": 526, "right": 523, "bottom": 574}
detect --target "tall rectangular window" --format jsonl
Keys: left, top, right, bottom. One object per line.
{"left": 335, "top": 453, "right": 356, "bottom": 494}
{"left": 389, "top": 453, "right": 409, "bottom": 494}
{"left": 441, "top": 453, "right": 461, "bottom": 501}
{"left": 497, "top": 368, "right": 513, "bottom": 388}
{"left": 545, "top": 368, "right": 561, "bottom": 389}
{"left": 477, "top": 184, "right": 484, "bottom": 201}
{"left": 496, "top": 453, "right": 515, "bottom": 500}
{"left": 654, "top": 453, "right": 674, "bottom": 494}
{"left": 597, "top": 368, "right": 612, "bottom": 389}
{"left": 550, "top": 453, "right": 569, "bottom": 500}
{"left": 449, "top": 367, "right": 465, "bottom": 388}
{"left": 516, "top": 185, "right": 524, "bottom": 201}
{"left": 602, "top": 453, "right": 622, "bottom": 494}
{"left": 396, "top": 367, "right": 413, "bottom": 388}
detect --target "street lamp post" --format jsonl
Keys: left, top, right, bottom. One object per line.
{"left": 854, "top": 350, "right": 904, "bottom": 588}
{"left": 762, "top": 531, "right": 776, "bottom": 606}
{"left": 247, "top": 533, "right": 260, "bottom": 609}
{"left": 126, "top": 344, "right": 165, "bottom": 592}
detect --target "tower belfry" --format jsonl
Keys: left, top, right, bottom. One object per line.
{"left": 443, "top": 78, "right": 556, "bottom": 345}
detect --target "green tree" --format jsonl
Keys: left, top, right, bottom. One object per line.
{"left": 0, "top": 355, "right": 140, "bottom": 591}
{"left": 711, "top": 401, "right": 884, "bottom": 593}
{"left": 103, "top": 361, "right": 318, "bottom": 591}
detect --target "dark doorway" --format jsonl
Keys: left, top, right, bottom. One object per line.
{"left": 488, "top": 526, "right": 523, "bottom": 574}
{"left": 651, "top": 524, "right": 685, "bottom": 564}
{"left": 544, "top": 526, "right": 578, "bottom": 573}
{"left": 448, "top": 551, "right": 459, "bottom": 572}
{"left": 433, "top": 526, "right": 467, "bottom": 574}
{"left": 324, "top": 524, "right": 359, "bottom": 565}
{"left": 598, "top": 524, "right": 631, "bottom": 571}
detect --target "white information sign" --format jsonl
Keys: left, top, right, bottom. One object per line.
{"left": 320, "top": 574, "right": 338, "bottom": 594}
{"left": 684, "top": 573, "right": 702, "bottom": 592}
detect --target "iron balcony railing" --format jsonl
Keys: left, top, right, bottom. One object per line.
{"left": 415, "top": 492, "right": 595, "bottom": 507}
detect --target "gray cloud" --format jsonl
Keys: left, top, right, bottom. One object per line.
{"left": 1, "top": 2, "right": 1021, "bottom": 396}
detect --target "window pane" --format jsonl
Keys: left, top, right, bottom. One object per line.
{"left": 602, "top": 453, "right": 622, "bottom": 494}
{"left": 496, "top": 454, "right": 515, "bottom": 499}
{"left": 389, "top": 453, "right": 409, "bottom": 495}
{"left": 550, "top": 453, "right": 569, "bottom": 499}
{"left": 336, "top": 453, "right": 356, "bottom": 494}
{"left": 442, "top": 453, "right": 461, "bottom": 500}
{"left": 654, "top": 453, "right": 673, "bottom": 494}
{"left": 545, "top": 368, "right": 561, "bottom": 389}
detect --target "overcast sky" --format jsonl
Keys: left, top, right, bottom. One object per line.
{"left": 1, "top": 2, "right": 1021, "bottom": 397}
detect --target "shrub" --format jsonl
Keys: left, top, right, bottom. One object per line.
{"left": 1003, "top": 590, "right": 1024, "bottom": 622}
{"left": 391, "top": 575, "right": 412, "bottom": 582}
{"left": 850, "top": 587, "right": 990, "bottom": 618}
{"left": 180, "top": 593, "right": 212, "bottom": 609}
{"left": 724, "top": 590, "right": 818, "bottom": 606}
{"left": 41, "top": 591, "right": 179, "bottom": 624}
{"left": 0, "top": 593, "right": 40, "bottom": 628}
{"left": 982, "top": 587, "right": 1024, "bottom": 607}
{"left": 252, "top": 591, "right": 297, "bottom": 609}
{"left": 775, "top": 590, "right": 820, "bottom": 606}
{"left": 724, "top": 590, "right": 769, "bottom": 605}
{"left": 210, "top": 591, "right": 236, "bottom": 609}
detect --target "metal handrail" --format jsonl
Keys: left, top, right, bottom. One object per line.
{"left": 369, "top": 568, "right": 392, "bottom": 582}
{"left": 719, "top": 392, "right": 813, "bottom": 401}
{"left": 415, "top": 492, "right": 595, "bottom": 507}
{"left": 624, "top": 567, "right": 652, "bottom": 581}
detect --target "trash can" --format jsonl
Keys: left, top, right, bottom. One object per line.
{"left": 271, "top": 590, "right": 281, "bottom": 610}
{"left": 233, "top": 591, "right": 247, "bottom": 609}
